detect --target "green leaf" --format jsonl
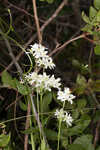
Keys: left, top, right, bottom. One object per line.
{"left": 93, "top": 110, "right": 100, "bottom": 123}
{"left": 96, "top": 10, "right": 100, "bottom": 22}
{"left": 72, "top": 59, "right": 80, "bottom": 68}
{"left": 72, "top": 110, "right": 79, "bottom": 119}
{"left": 1, "top": 71, "right": 16, "bottom": 88}
{"left": 68, "top": 144, "right": 85, "bottom": 150}
{"left": 21, "top": 127, "right": 38, "bottom": 134}
{"left": 65, "top": 115, "right": 91, "bottom": 136}
{"left": 42, "top": 92, "right": 52, "bottom": 112}
{"left": 77, "top": 99, "right": 87, "bottom": 108}
{"left": 47, "top": 0, "right": 54, "bottom": 3}
{"left": 15, "top": 80, "right": 30, "bottom": 95}
{"left": 19, "top": 101, "right": 27, "bottom": 111}
{"left": 76, "top": 74, "right": 87, "bottom": 95}
{"left": 41, "top": 138, "right": 46, "bottom": 150}
{"left": 40, "top": 0, "right": 54, "bottom": 3}
{"left": 76, "top": 74, "right": 87, "bottom": 86}
{"left": 94, "top": 45, "right": 100, "bottom": 55}
{"left": 81, "top": 24, "right": 93, "bottom": 33}
{"left": 45, "top": 129, "right": 65, "bottom": 141}
{"left": 74, "top": 134, "right": 93, "bottom": 144}
{"left": 0, "top": 133, "right": 11, "bottom": 147}
{"left": 93, "top": 80, "right": 100, "bottom": 92}
{"left": 96, "top": 146, "right": 100, "bottom": 150}
{"left": 94, "top": 0, "right": 100, "bottom": 10}
{"left": 82, "top": 12, "right": 90, "bottom": 23}
{"left": 1, "top": 71, "right": 30, "bottom": 95}
{"left": 73, "top": 135, "right": 94, "bottom": 150}
{"left": 89, "top": 6, "right": 97, "bottom": 20}
{"left": 61, "top": 138, "right": 68, "bottom": 148}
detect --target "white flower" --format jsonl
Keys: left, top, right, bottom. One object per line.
{"left": 57, "top": 88, "right": 76, "bottom": 104}
{"left": 37, "top": 56, "right": 55, "bottom": 69}
{"left": 30, "top": 43, "right": 48, "bottom": 58}
{"left": 82, "top": 64, "right": 88, "bottom": 68}
{"left": 55, "top": 109, "right": 73, "bottom": 127}
{"left": 63, "top": 112, "right": 73, "bottom": 127}
{"left": 48, "top": 75, "right": 61, "bottom": 90}
{"left": 54, "top": 108, "right": 65, "bottom": 120}
{"left": 28, "top": 43, "right": 55, "bottom": 69}
{"left": 25, "top": 72, "right": 61, "bottom": 93}
{"left": 25, "top": 72, "right": 38, "bottom": 85}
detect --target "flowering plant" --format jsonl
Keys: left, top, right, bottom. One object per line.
{"left": 22, "top": 43, "right": 76, "bottom": 150}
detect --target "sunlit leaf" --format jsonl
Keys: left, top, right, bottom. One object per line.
{"left": 82, "top": 12, "right": 90, "bottom": 24}
{"left": 94, "top": 0, "right": 100, "bottom": 10}
{"left": 94, "top": 45, "right": 100, "bottom": 55}
{"left": 1, "top": 71, "right": 16, "bottom": 88}
{"left": 89, "top": 6, "right": 97, "bottom": 20}
{"left": 96, "top": 10, "right": 100, "bottom": 22}
{"left": 0, "top": 133, "right": 11, "bottom": 147}
{"left": 19, "top": 101, "right": 27, "bottom": 111}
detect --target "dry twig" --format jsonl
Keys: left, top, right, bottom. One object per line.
{"left": 41, "top": 0, "right": 68, "bottom": 32}
{"left": 32, "top": 0, "right": 42, "bottom": 44}
{"left": 93, "top": 120, "right": 100, "bottom": 148}
{"left": 0, "top": 0, "right": 68, "bottom": 73}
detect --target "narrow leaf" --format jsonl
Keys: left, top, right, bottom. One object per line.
{"left": 82, "top": 12, "right": 90, "bottom": 23}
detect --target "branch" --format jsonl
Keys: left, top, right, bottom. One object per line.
{"left": 0, "top": 29, "right": 23, "bottom": 75}
{"left": 32, "top": 0, "right": 42, "bottom": 44}
{"left": 30, "top": 94, "right": 51, "bottom": 149}
{"left": 49, "top": 34, "right": 86, "bottom": 56}
{"left": 0, "top": 0, "right": 68, "bottom": 73}
{"left": 41, "top": 0, "right": 68, "bottom": 32}
{"left": 93, "top": 120, "right": 100, "bottom": 148}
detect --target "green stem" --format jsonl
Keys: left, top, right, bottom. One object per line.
{"left": 40, "top": 93, "right": 43, "bottom": 124}
{"left": 63, "top": 101, "right": 65, "bottom": 109}
{"left": 57, "top": 101, "right": 65, "bottom": 150}
{"left": 37, "top": 91, "right": 39, "bottom": 117}
{"left": 57, "top": 118, "right": 62, "bottom": 150}
{"left": 36, "top": 90, "right": 42, "bottom": 140}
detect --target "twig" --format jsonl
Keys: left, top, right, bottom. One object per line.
{"left": 0, "top": 29, "right": 23, "bottom": 75}
{"left": 14, "top": 91, "right": 23, "bottom": 143}
{"left": 30, "top": 94, "right": 51, "bottom": 150}
{"left": 5, "top": 95, "right": 22, "bottom": 110}
{"left": 7, "top": 1, "right": 34, "bottom": 18}
{"left": 88, "top": 47, "right": 93, "bottom": 74}
{"left": 41, "top": 0, "right": 68, "bottom": 32}
{"left": 6, "top": 1, "right": 44, "bottom": 23}
{"left": 93, "top": 120, "right": 100, "bottom": 148}
{"left": 0, "top": 0, "right": 68, "bottom": 73}
{"left": 0, "top": 95, "right": 4, "bottom": 101}
{"left": 32, "top": 0, "right": 42, "bottom": 44}
{"left": 49, "top": 34, "right": 86, "bottom": 56}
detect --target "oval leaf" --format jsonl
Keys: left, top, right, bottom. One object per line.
{"left": 94, "top": 45, "right": 100, "bottom": 55}
{"left": 94, "top": 0, "right": 100, "bottom": 10}
{"left": 0, "top": 133, "right": 10, "bottom": 147}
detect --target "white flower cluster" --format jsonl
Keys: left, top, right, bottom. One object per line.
{"left": 25, "top": 43, "right": 76, "bottom": 127}
{"left": 55, "top": 88, "right": 75, "bottom": 126}
{"left": 57, "top": 88, "right": 76, "bottom": 104}
{"left": 55, "top": 108, "right": 73, "bottom": 127}
{"left": 28, "top": 43, "right": 55, "bottom": 69}
{"left": 25, "top": 72, "right": 61, "bottom": 93}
